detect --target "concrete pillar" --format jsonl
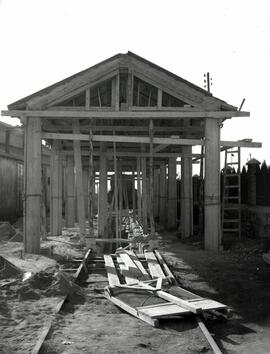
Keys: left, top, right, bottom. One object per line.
{"left": 24, "top": 117, "right": 42, "bottom": 253}
{"left": 204, "top": 118, "right": 221, "bottom": 252}
{"left": 246, "top": 158, "right": 261, "bottom": 206}
{"left": 65, "top": 155, "right": 75, "bottom": 227}
{"left": 167, "top": 158, "right": 177, "bottom": 229}
{"left": 181, "top": 146, "right": 193, "bottom": 238}
{"left": 50, "top": 140, "right": 63, "bottom": 236}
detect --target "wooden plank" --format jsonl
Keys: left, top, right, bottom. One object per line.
{"left": 138, "top": 303, "right": 189, "bottom": 318}
{"left": 31, "top": 319, "right": 53, "bottom": 354}
{"left": 196, "top": 316, "right": 222, "bottom": 354}
{"left": 104, "top": 292, "right": 159, "bottom": 327}
{"left": 127, "top": 251, "right": 150, "bottom": 279}
{"left": 41, "top": 132, "right": 262, "bottom": 148}
{"left": 156, "top": 290, "right": 202, "bottom": 314}
{"left": 104, "top": 255, "right": 120, "bottom": 286}
{"left": 144, "top": 252, "right": 167, "bottom": 279}
{"left": 119, "top": 252, "right": 146, "bottom": 279}
{"left": 136, "top": 158, "right": 142, "bottom": 219}
{"left": 116, "top": 255, "right": 138, "bottom": 285}
{"left": 2, "top": 109, "right": 250, "bottom": 119}
{"left": 43, "top": 123, "right": 203, "bottom": 133}
{"left": 153, "top": 250, "right": 175, "bottom": 283}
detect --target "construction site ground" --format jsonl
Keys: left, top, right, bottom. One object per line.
{"left": 1, "top": 226, "right": 270, "bottom": 353}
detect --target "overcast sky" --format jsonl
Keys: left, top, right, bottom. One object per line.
{"left": 0, "top": 0, "right": 269, "bottom": 166}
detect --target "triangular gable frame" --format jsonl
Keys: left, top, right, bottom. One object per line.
{"left": 8, "top": 52, "right": 237, "bottom": 111}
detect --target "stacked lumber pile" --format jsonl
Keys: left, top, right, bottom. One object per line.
{"left": 104, "top": 250, "right": 227, "bottom": 327}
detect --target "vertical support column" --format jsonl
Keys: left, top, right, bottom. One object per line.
{"left": 24, "top": 117, "right": 42, "bottom": 253}
{"left": 181, "top": 146, "right": 193, "bottom": 238}
{"left": 204, "top": 118, "right": 221, "bottom": 252}
{"left": 88, "top": 125, "right": 95, "bottom": 243}
{"left": 168, "top": 157, "right": 177, "bottom": 229}
{"left": 153, "top": 168, "right": 159, "bottom": 218}
{"left": 65, "top": 155, "right": 75, "bottom": 227}
{"left": 50, "top": 140, "right": 63, "bottom": 236}
{"left": 83, "top": 168, "right": 89, "bottom": 218}
{"left": 149, "top": 120, "right": 155, "bottom": 236}
{"left": 159, "top": 161, "right": 167, "bottom": 226}
{"left": 136, "top": 158, "right": 142, "bottom": 219}
{"left": 141, "top": 145, "right": 148, "bottom": 233}
{"left": 132, "top": 170, "right": 136, "bottom": 212}
{"left": 73, "top": 120, "right": 86, "bottom": 244}
{"left": 98, "top": 142, "right": 108, "bottom": 237}
{"left": 41, "top": 165, "right": 48, "bottom": 240}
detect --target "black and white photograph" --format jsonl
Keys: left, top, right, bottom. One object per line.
{"left": 0, "top": 1, "right": 269, "bottom": 353}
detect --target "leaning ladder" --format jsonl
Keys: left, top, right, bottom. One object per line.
{"left": 222, "top": 147, "right": 241, "bottom": 242}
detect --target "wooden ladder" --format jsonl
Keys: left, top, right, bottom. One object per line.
{"left": 222, "top": 147, "right": 241, "bottom": 243}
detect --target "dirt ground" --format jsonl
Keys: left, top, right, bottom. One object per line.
{"left": 1, "top": 229, "right": 270, "bottom": 353}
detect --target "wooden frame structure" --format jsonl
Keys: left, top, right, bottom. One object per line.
{"left": 1, "top": 51, "right": 261, "bottom": 253}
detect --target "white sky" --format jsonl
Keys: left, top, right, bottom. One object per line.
{"left": 0, "top": 0, "right": 269, "bottom": 167}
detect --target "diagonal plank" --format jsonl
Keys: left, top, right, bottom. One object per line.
{"left": 127, "top": 251, "right": 151, "bottom": 279}
{"left": 104, "top": 255, "right": 120, "bottom": 286}
{"left": 116, "top": 255, "right": 139, "bottom": 285}
{"left": 144, "top": 252, "right": 167, "bottom": 279}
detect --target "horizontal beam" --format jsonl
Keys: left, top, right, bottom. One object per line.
{"left": 42, "top": 123, "right": 203, "bottom": 133}
{"left": 2, "top": 109, "right": 250, "bottom": 119}
{"left": 61, "top": 150, "right": 201, "bottom": 158}
{"left": 42, "top": 132, "right": 261, "bottom": 148}
{"left": 43, "top": 132, "right": 200, "bottom": 145}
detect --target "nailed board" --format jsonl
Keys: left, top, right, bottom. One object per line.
{"left": 104, "top": 255, "right": 120, "bottom": 286}
{"left": 144, "top": 251, "right": 167, "bottom": 279}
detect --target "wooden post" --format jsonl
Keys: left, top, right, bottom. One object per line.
{"left": 168, "top": 157, "right": 177, "bottom": 229}
{"left": 159, "top": 161, "right": 167, "bottom": 226}
{"left": 73, "top": 120, "right": 86, "bottom": 244}
{"left": 204, "top": 118, "right": 221, "bottom": 252}
{"left": 118, "top": 159, "right": 123, "bottom": 234}
{"left": 41, "top": 165, "right": 48, "bottom": 240}
{"left": 141, "top": 145, "right": 148, "bottom": 233}
{"left": 65, "top": 155, "right": 75, "bottom": 228}
{"left": 24, "top": 117, "right": 42, "bottom": 253}
{"left": 98, "top": 142, "right": 108, "bottom": 237}
{"left": 113, "top": 140, "right": 119, "bottom": 240}
{"left": 180, "top": 146, "right": 193, "bottom": 238}
{"left": 50, "top": 140, "right": 63, "bottom": 236}
{"left": 88, "top": 124, "right": 95, "bottom": 243}
{"left": 149, "top": 120, "right": 155, "bottom": 236}
{"left": 132, "top": 170, "right": 136, "bottom": 213}
{"left": 153, "top": 168, "right": 159, "bottom": 218}
{"left": 83, "top": 168, "right": 89, "bottom": 218}
{"left": 136, "top": 158, "right": 142, "bottom": 219}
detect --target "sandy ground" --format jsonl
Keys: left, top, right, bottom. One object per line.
{"left": 1, "top": 228, "right": 270, "bottom": 353}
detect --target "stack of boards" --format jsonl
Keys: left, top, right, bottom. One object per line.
{"left": 104, "top": 250, "right": 227, "bottom": 327}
